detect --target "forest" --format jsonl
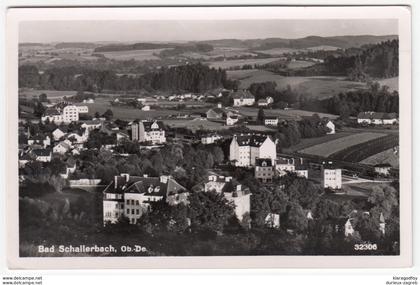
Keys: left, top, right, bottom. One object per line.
{"left": 19, "top": 63, "right": 233, "bottom": 93}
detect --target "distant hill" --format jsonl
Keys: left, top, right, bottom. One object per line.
{"left": 94, "top": 42, "right": 176, "bottom": 52}
{"left": 55, "top": 42, "right": 100, "bottom": 49}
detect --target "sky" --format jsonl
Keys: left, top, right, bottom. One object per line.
{"left": 19, "top": 19, "right": 398, "bottom": 43}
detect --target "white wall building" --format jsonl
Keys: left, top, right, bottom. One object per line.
{"left": 264, "top": 116, "right": 279, "bottom": 127}
{"left": 229, "top": 134, "right": 276, "bottom": 167}
{"left": 204, "top": 175, "right": 251, "bottom": 223}
{"left": 232, "top": 90, "right": 255, "bottom": 107}
{"left": 63, "top": 105, "right": 79, "bottom": 123}
{"left": 131, "top": 120, "right": 166, "bottom": 144}
{"left": 226, "top": 115, "right": 239, "bottom": 126}
{"left": 321, "top": 162, "right": 342, "bottom": 189}
{"left": 201, "top": 133, "right": 222, "bottom": 145}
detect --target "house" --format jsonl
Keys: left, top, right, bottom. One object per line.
{"left": 18, "top": 152, "right": 32, "bottom": 168}
{"left": 229, "top": 134, "right": 276, "bottom": 167}
{"left": 264, "top": 116, "right": 279, "bottom": 127}
{"left": 53, "top": 141, "right": 72, "bottom": 154}
{"left": 141, "top": 105, "right": 151, "bottom": 111}
{"left": 28, "top": 134, "right": 51, "bottom": 148}
{"left": 321, "top": 162, "right": 342, "bottom": 190}
{"left": 325, "top": 120, "right": 335, "bottom": 134}
{"left": 204, "top": 175, "right": 251, "bottom": 222}
{"left": 75, "top": 105, "right": 89, "bottom": 114}
{"left": 41, "top": 108, "right": 63, "bottom": 123}
{"left": 81, "top": 120, "right": 102, "bottom": 132}
{"left": 257, "top": 97, "right": 274, "bottom": 107}
{"left": 232, "top": 90, "right": 255, "bottom": 107}
{"left": 32, "top": 149, "right": 52, "bottom": 162}
{"left": 103, "top": 174, "right": 187, "bottom": 224}
{"left": 201, "top": 133, "right": 222, "bottom": 145}
{"left": 59, "top": 161, "right": 77, "bottom": 179}
{"left": 226, "top": 115, "right": 239, "bottom": 126}
{"left": 131, "top": 120, "right": 166, "bottom": 145}
{"left": 52, "top": 128, "right": 67, "bottom": 141}
{"left": 374, "top": 163, "right": 392, "bottom": 176}
{"left": 275, "top": 157, "right": 295, "bottom": 176}
{"left": 265, "top": 213, "right": 280, "bottom": 228}
{"left": 255, "top": 158, "right": 274, "bottom": 182}
{"left": 206, "top": 108, "right": 225, "bottom": 119}
{"left": 357, "top": 112, "right": 398, "bottom": 125}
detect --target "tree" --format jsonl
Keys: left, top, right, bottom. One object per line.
{"left": 257, "top": 108, "right": 265, "bottom": 124}
{"left": 102, "top": 109, "right": 114, "bottom": 120}
{"left": 188, "top": 191, "right": 235, "bottom": 232}
{"left": 38, "top": 93, "right": 48, "bottom": 102}
{"left": 286, "top": 203, "right": 308, "bottom": 233}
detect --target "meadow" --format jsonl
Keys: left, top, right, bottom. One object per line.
{"left": 282, "top": 132, "right": 354, "bottom": 153}
{"left": 233, "top": 107, "right": 339, "bottom": 120}
{"left": 298, "top": 132, "right": 387, "bottom": 157}
{"left": 227, "top": 69, "right": 366, "bottom": 99}
{"left": 207, "top": 58, "right": 282, "bottom": 69}
{"left": 98, "top": 49, "right": 166, "bottom": 61}
{"left": 360, "top": 148, "right": 399, "bottom": 168}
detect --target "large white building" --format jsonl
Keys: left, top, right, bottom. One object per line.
{"left": 204, "top": 175, "right": 251, "bottom": 223}
{"left": 321, "top": 162, "right": 342, "bottom": 190}
{"left": 232, "top": 90, "right": 255, "bottom": 107}
{"left": 131, "top": 120, "right": 166, "bottom": 144}
{"left": 229, "top": 134, "right": 276, "bottom": 167}
{"left": 103, "top": 174, "right": 187, "bottom": 225}
{"left": 41, "top": 104, "right": 88, "bottom": 124}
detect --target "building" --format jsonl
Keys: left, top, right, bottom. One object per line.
{"left": 275, "top": 157, "right": 295, "bottom": 176}
{"left": 257, "top": 96, "right": 274, "bottom": 107}
{"left": 357, "top": 112, "right": 398, "bottom": 125}
{"left": 325, "top": 120, "right": 335, "bottom": 134}
{"left": 32, "top": 149, "right": 52, "bottom": 162}
{"left": 232, "top": 90, "right": 255, "bottom": 107}
{"left": 131, "top": 120, "right": 166, "bottom": 144}
{"left": 18, "top": 152, "right": 32, "bottom": 168}
{"left": 265, "top": 213, "right": 280, "bottom": 228}
{"left": 62, "top": 105, "right": 79, "bottom": 123}
{"left": 41, "top": 108, "right": 63, "bottom": 123}
{"left": 53, "top": 141, "right": 72, "bottom": 154}
{"left": 255, "top": 158, "right": 274, "bottom": 182}
{"left": 374, "top": 163, "right": 392, "bottom": 176}
{"left": 206, "top": 108, "right": 225, "bottom": 119}
{"left": 229, "top": 134, "right": 276, "bottom": 167}
{"left": 81, "top": 120, "right": 102, "bottom": 132}
{"left": 75, "top": 105, "right": 89, "bottom": 114}
{"left": 226, "top": 115, "right": 239, "bottom": 126}
{"left": 103, "top": 174, "right": 187, "bottom": 225}
{"left": 204, "top": 175, "right": 251, "bottom": 222}
{"left": 201, "top": 133, "right": 222, "bottom": 145}
{"left": 264, "top": 116, "right": 279, "bottom": 127}
{"left": 52, "top": 128, "right": 67, "bottom": 141}
{"left": 28, "top": 134, "right": 51, "bottom": 148}
{"left": 321, "top": 162, "right": 342, "bottom": 190}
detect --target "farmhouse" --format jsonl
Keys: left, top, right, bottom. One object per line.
{"left": 265, "top": 213, "right": 281, "bottom": 229}
{"left": 41, "top": 108, "right": 63, "bottom": 123}
{"left": 131, "top": 120, "right": 166, "bottom": 145}
{"left": 53, "top": 141, "right": 72, "bottom": 154}
{"left": 103, "top": 174, "right": 187, "bottom": 225}
{"left": 264, "top": 116, "right": 279, "bottom": 127}
{"left": 275, "top": 157, "right": 295, "bottom": 176}
{"left": 81, "top": 120, "right": 102, "bottom": 132}
{"left": 325, "top": 120, "right": 335, "bottom": 134}
{"left": 232, "top": 90, "right": 255, "bottom": 107}
{"left": 52, "top": 127, "right": 67, "bottom": 141}
{"left": 206, "top": 108, "right": 225, "bottom": 119}
{"left": 321, "top": 162, "right": 342, "bottom": 190}
{"left": 204, "top": 175, "right": 251, "bottom": 222}
{"left": 357, "top": 112, "right": 398, "bottom": 125}
{"left": 374, "top": 163, "right": 392, "bottom": 176}
{"left": 257, "top": 96, "right": 274, "bottom": 107}
{"left": 255, "top": 158, "right": 274, "bottom": 183}
{"left": 226, "top": 115, "right": 239, "bottom": 126}
{"left": 229, "top": 134, "right": 276, "bottom": 167}
{"left": 201, "top": 133, "right": 222, "bottom": 145}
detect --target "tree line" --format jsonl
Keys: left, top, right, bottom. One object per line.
{"left": 19, "top": 63, "right": 236, "bottom": 93}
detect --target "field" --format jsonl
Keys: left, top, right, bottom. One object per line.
{"left": 376, "top": 77, "right": 399, "bottom": 92}
{"left": 226, "top": 69, "right": 366, "bottom": 99}
{"left": 257, "top": 48, "right": 300, "bottom": 55}
{"left": 299, "top": 132, "right": 387, "bottom": 157}
{"left": 183, "top": 47, "right": 258, "bottom": 60}
{"left": 163, "top": 119, "right": 229, "bottom": 132}
{"left": 207, "top": 58, "right": 282, "bottom": 69}
{"left": 19, "top": 89, "right": 77, "bottom": 100}
{"left": 360, "top": 148, "right": 399, "bottom": 168}
{"left": 287, "top": 60, "right": 316, "bottom": 69}
{"left": 283, "top": 132, "right": 354, "bottom": 153}
{"left": 233, "top": 107, "right": 339, "bottom": 120}
{"left": 98, "top": 49, "right": 166, "bottom": 61}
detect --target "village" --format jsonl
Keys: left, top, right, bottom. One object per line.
{"left": 18, "top": 86, "right": 399, "bottom": 248}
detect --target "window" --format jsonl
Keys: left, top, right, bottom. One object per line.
{"left": 136, "top": 200, "right": 139, "bottom": 205}
{"left": 136, "top": 209, "right": 140, "bottom": 215}
{"left": 131, "top": 209, "right": 135, "bottom": 214}
{"left": 126, "top": 209, "right": 129, "bottom": 214}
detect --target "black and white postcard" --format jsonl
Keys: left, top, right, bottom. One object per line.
{"left": 5, "top": 6, "right": 412, "bottom": 269}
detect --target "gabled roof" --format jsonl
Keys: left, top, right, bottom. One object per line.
{"left": 32, "top": 148, "right": 51, "bottom": 157}
{"left": 207, "top": 108, "right": 225, "bottom": 115}
{"left": 55, "top": 141, "right": 71, "bottom": 150}
{"left": 374, "top": 163, "right": 392, "bottom": 168}
{"left": 233, "top": 134, "right": 272, "bottom": 147}
{"left": 265, "top": 116, "right": 278, "bottom": 120}
{"left": 139, "top": 121, "right": 164, "bottom": 131}
{"left": 232, "top": 90, "right": 254, "bottom": 99}
{"left": 43, "top": 108, "right": 61, "bottom": 116}
{"left": 255, "top": 158, "right": 273, "bottom": 167}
